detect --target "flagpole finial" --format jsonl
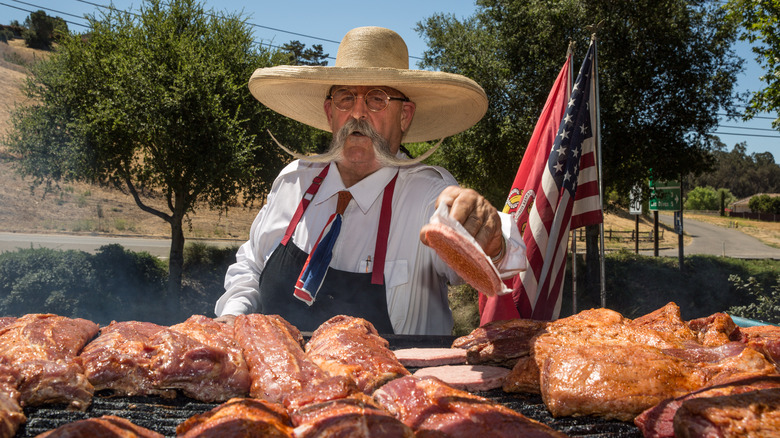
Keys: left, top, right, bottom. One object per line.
{"left": 585, "top": 20, "right": 606, "bottom": 40}
{"left": 566, "top": 40, "right": 576, "bottom": 57}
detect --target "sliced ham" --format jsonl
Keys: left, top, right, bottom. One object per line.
{"left": 412, "top": 365, "right": 510, "bottom": 392}
{"left": 392, "top": 347, "right": 467, "bottom": 367}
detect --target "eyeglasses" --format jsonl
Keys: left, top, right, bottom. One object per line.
{"left": 327, "top": 88, "right": 410, "bottom": 112}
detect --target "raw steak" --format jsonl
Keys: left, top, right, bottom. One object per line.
{"left": 413, "top": 364, "right": 510, "bottom": 392}
{"left": 635, "top": 374, "right": 780, "bottom": 438}
{"left": 0, "top": 314, "right": 99, "bottom": 410}
{"left": 290, "top": 393, "right": 413, "bottom": 437}
{"left": 305, "top": 315, "right": 409, "bottom": 394}
{"left": 234, "top": 314, "right": 355, "bottom": 410}
{"left": 373, "top": 375, "right": 568, "bottom": 437}
{"left": 176, "top": 397, "right": 293, "bottom": 438}
{"left": 673, "top": 387, "right": 780, "bottom": 437}
{"left": 36, "top": 415, "right": 163, "bottom": 438}
{"left": 392, "top": 347, "right": 467, "bottom": 367}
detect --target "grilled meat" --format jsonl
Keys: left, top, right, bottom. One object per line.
{"left": 305, "top": 315, "right": 409, "bottom": 394}
{"left": 0, "top": 314, "right": 99, "bottom": 411}
{"left": 175, "top": 397, "right": 293, "bottom": 438}
{"left": 451, "top": 318, "right": 548, "bottom": 368}
{"left": 290, "top": 393, "right": 413, "bottom": 437}
{"left": 673, "top": 387, "right": 780, "bottom": 438}
{"left": 35, "top": 415, "right": 163, "bottom": 437}
{"left": 373, "top": 375, "right": 569, "bottom": 437}
{"left": 233, "top": 314, "right": 356, "bottom": 410}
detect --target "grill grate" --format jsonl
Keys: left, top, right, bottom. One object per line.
{"left": 15, "top": 334, "right": 642, "bottom": 437}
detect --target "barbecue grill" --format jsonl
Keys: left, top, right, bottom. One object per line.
{"left": 16, "top": 334, "right": 643, "bottom": 437}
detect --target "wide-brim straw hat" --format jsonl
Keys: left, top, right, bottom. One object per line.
{"left": 248, "top": 26, "right": 488, "bottom": 144}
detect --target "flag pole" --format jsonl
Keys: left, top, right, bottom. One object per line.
{"left": 565, "top": 40, "right": 578, "bottom": 316}
{"left": 590, "top": 30, "right": 606, "bottom": 308}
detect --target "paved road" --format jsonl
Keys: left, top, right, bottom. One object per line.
{"left": 0, "top": 232, "right": 242, "bottom": 259}
{"left": 640, "top": 213, "right": 780, "bottom": 259}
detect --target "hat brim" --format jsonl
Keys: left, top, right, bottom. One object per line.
{"left": 248, "top": 66, "right": 488, "bottom": 144}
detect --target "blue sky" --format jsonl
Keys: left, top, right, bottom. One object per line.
{"left": 2, "top": 0, "right": 778, "bottom": 162}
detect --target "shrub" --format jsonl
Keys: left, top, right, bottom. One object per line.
{"left": 727, "top": 275, "right": 780, "bottom": 324}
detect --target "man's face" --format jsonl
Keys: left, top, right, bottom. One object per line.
{"left": 324, "top": 85, "right": 415, "bottom": 176}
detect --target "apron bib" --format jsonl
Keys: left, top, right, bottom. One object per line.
{"left": 256, "top": 164, "right": 397, "bottom": 333}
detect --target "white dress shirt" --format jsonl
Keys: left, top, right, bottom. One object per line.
{"left": 216, "top": 159, "right": 526, "bottom": 335}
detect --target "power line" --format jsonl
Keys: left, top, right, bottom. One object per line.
{"left": 719, "top": 125, "right": 779, "bottom": 132}
{"left": 711, "top": 131, "right": 780, "bottom": 139}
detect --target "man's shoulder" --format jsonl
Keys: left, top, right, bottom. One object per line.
{"left": 277, "top": 160, "right": 328, "bottom": 180}
{"left": 399, "top": 163, "right": 457, "bottom": 185}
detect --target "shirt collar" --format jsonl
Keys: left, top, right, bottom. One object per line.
{"left": 316, "top": 163, "right": 398, "bottom": 214}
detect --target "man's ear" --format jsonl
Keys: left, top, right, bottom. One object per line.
{"left": 324, "top": 99, "right": 334, "bottom": 125}
{"left": 400, "top": 101, "right": 416, "bottom": 133}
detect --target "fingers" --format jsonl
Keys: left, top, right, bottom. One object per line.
{"left": 430, "top": 186, "right": 504, "bottom": 259}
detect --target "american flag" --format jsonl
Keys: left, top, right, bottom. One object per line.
{"left": 480, "top": 40, "right": 602, "bottom": 323}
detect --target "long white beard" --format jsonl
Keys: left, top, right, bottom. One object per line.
{"left": 269, "top": 119, "right": 443, "bottom": 167}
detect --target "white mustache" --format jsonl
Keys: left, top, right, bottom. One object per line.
{"left": 268, "top": 119, "right": 443, "bottom": 167}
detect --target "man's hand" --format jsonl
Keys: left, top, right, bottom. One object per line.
{"left": 420, "top": 186, "right": 504, "bottom": 262}
{"left": 214, "top": 314, "right": 237, "bottom": 326}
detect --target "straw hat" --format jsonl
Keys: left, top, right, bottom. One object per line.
{"left": 248, "top": 26, "right": 488, "bottom": 143}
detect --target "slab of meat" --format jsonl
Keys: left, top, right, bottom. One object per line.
{"left": 635, "top": 374, "right": 780, "bottom": 438}
{"left": 392, "top": 347, "right": 467, "bottom": 367}
{"left": 503, "top": 306, "right": 690, "bottom": 395}
{"left": 290, "top": 393, "right": 414, "bottom": 437}
{"left": 673, "top": 387, "right": 780, "bottom": 437}
{"left": 81, "top": 316, "right": 250, "bottom": 402}
{"left": 0, "top": 363, "right": 24, "bottom": 438}
{"left": 373, "top": 375, "right": 569, "bottom": 437}
{"left": 413, "top": 364, "right": 510, "bottom": 392}
{"left": 36, "top": 415, "right": 163, "bottom": 437}
{"left": 451, "top": 318, "right": 548, "bottom": 368}
{"left": 233, "top": 314, "right": 355, "bottom": 410}
{"left": 734, "top": 324, "right": 780, "bottom": 363}
{"left": 687, "top": 313, "right": 740, "bottom": 347}
{"left": 0, "top": 314, "right": 99, "bottom": 411}
{"left": 80, "top": 321, "right": 170, "bottom": 398}
{"left": 152, "top": 315, "right": 251, "bottom": 401}
{"left": 176, "top": 397, "right": 293, "bottom": 438}
{"left": 305, "top": 315, "right": 409, "bottom": 394}
{"left": 538, "top": 342, "right": 777, "bottom": 422}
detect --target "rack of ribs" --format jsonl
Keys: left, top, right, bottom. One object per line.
{"left": 175, "top": 397, "right": 294, "bottom": 438}
{"left": 81, "top": 316, "right": 251, "bottom": 402}
{"left": 290, "top": 393, "right": 414, "bottom": 437}
{"left": 0, "top": 314, "right": 99, "bottom": 411}
{"left": 233, "top": 314, "right": 356, "bottom": 410}
{"left": 153, "top": 315, "right": 251, "bottom": 401}
{"left": 373, "top": 375, "right": 569, "bottom": 437}
{"left": 36, "top": 415, "right": 163, "bottom": 437}
{"left": 305, "top": 315, "right": 410, "bottom": 394}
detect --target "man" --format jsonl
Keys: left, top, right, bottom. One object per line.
{"left": 215, "top": 26, "right": 525, "bottom": 335}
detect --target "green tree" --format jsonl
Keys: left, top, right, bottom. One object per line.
{"left": 280, "top": 40, "right": 329, "bottom": 66}
{"left": 417, "top": 0, "right": 742, "bottom": 206}
{"left": 688, "top": 142, "right": 780, "bottom": 198}
{"left": 685, "top": 186, "right": 736, "bottom": 210}
{"left": 22, "top": 10, "right": 67, "bottom": 49}
{"left": 726, "top": 0, "right": 780, "bottom": 129}
{"left": 5, "top": 0, "right": 310, "bottom": 295}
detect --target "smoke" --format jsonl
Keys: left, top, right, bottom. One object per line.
{"left": 268, "top": 119, "right": 443, "bottom": 167}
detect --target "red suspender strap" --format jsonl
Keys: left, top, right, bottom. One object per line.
{"left": 371, "top": 171, "right": 398, "bottom": 285}
{"left": 281, "top": 164, "right": 330, "bottom": 246}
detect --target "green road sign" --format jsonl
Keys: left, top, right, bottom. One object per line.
{"left": 649, "top": 180, "right": 681, "bottom": 211}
